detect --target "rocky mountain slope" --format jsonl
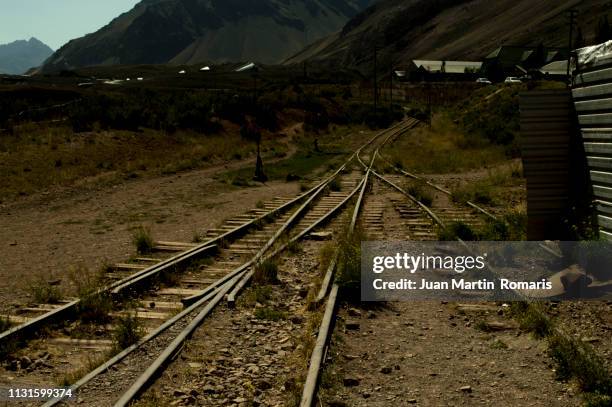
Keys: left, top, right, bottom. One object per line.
{"left": 41, "top": 0, "right": 371, "bottom": 72}
{"left": 285, "top": 0, "right": 611, "bottom": 72}
{"left": 0, "top": 38, "right": 53, "bottom": 74}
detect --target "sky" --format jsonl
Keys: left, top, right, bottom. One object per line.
{"left": 0, "top": 0, "right": 141, "bottom": 50}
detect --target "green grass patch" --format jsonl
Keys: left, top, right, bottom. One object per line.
{"left": 490, "top": 339, "right": 508, "bottom": 350}
{"left": 245, "top": 286, "right": 273, "bottom": 305}
{"left": 68, "top": 266, "right": 114, "bottom": 324}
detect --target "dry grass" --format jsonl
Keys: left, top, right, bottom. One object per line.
{"left": 383, "top": 113, "right": 506, "bottom": 174}
{"left": 0, "top": 123, "right": 256, "bottom": 200}
{"left": 59, "top": 353, "right": 110, "bottom": 386}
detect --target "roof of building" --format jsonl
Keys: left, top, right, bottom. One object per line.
{"left": 412, "top": 60, "right": 482, "bottom": 74}
{"left": 540, "top": 60, "right": 568, "bottom": 75}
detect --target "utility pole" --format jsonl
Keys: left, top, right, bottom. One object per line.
{"left": 390, "top": 65, "right": 393, "bottom": 106}
{"left": 374, "top": 45, "right": 378, "bottom": 115}
{"left": 567, "top": 8, "right": 578, "bottom": 81}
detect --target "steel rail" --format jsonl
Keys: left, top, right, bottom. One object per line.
{"left": 375, "top": 119, "right": 498, "bottom": 221}
{"left": 300, "top": 146, "right": 374, "bottom": 407}
{"left": 226, "top": 178, "right": 337, "bottom": 305}
{"left": 43, "top": 148, "right": 362, "bottom": 407}
{"left": 113, "top": 171, "right": 371, "bottom": 407}
{"left": 0, "top": 147, "right": 350, "bottom": 349}
{"left": 314, "top": 121, "right": 415, "bottom": 304}
{"left": 88, "top": 121, "right": 414, "bottom": 407}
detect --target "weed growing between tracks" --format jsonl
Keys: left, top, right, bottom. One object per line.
{"left": 112, "top": 313, "right": 144, "bottom": 352}
{"left": 253, "top": 259, "right": 280, "bottom": 285}
{"left": 133, "top": 226, "right": 154, "bottom": 254}
{"left": 451, "top": 163, "right": 524, "bottom": 207}
{"left": 0, "top": 315, "right": 11, "bottom": 332}
{"left": 336, "top": 227, "right": 368, "bottom": 302}
{"left": 28, "top": 278, "right": 63, "bottom": 304}
{"left": 406, "top": 181, "right": 434, "bottom": 206}
{"left": 438, "top": 213, "right": 526, "bottom": 241}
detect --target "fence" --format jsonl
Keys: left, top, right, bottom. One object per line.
{"left": 573, "top": 41, "right": 612, "bottom": 240}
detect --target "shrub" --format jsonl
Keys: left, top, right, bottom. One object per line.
{"left": 518, "top": 306, "right": 553, "bottom": 338}
{"left": 78, "top": 292, "right": 114, "bottom": 324}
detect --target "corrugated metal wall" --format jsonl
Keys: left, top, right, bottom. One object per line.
{"left": 520, "top": 90, "right": 573, "bottom": 240}
{"left": 574, "top": 51, "right": 612, "bottom": 240}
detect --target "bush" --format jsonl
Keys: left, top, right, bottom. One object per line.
{"left": 518, "top": 306, "right": 553, "bottom": 338}
{"left": 78, "top": 292, "right": 114, "bottom": 324}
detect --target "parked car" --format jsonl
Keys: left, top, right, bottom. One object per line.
{"left": 476, "top": 78, "right": 492, "bottom": 84}
{"left": 504, "top": 77, "right": 522, "bottom": 84}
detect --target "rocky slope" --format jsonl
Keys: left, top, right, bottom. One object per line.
{"left": 41, "top": 0, "right": 371, "bottom": 71}
{"left": 285, "top": 0, "right": 611, "bottom": 72}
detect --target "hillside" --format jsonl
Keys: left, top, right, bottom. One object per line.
{"left": 41, "top": 0, "right": 371, "bottom": 72}
{"left": 0, "top": 38, "right": 53, "bottom": 75}
{"left": 285, "top": 0, "right": 611, "bottom": 72}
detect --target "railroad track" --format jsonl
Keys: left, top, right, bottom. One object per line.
{"left": 0, "top": 120, "right": 416, "bottom": 406}
{"left": 0, "top": 118, "right": 467, "bottom": 406}
{"left": 300, "top": 118, "right": 507, "bottom": 406}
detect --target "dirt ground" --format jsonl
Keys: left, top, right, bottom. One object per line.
{"left": 324, "top": 301, "right": 579, "bottom": 407}
{"left": 0, "top": 159, "right": 299, "bottom": 314}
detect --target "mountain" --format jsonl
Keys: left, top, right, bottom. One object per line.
{"left": 285, "top": 0, "right": 611, "bottom": 72}
{"left": 0, "top": 38, "right": 54, "bottom": 75}
{"left": 41, "top": 0, "right": 372, "bottom": 72}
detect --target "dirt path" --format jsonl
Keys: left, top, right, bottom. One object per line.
{"left": 324, "top": 302, "right": 578, "bottom": 406}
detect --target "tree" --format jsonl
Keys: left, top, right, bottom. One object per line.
{"left": 240, "top": 118, "right": 267, "bottom": 182}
